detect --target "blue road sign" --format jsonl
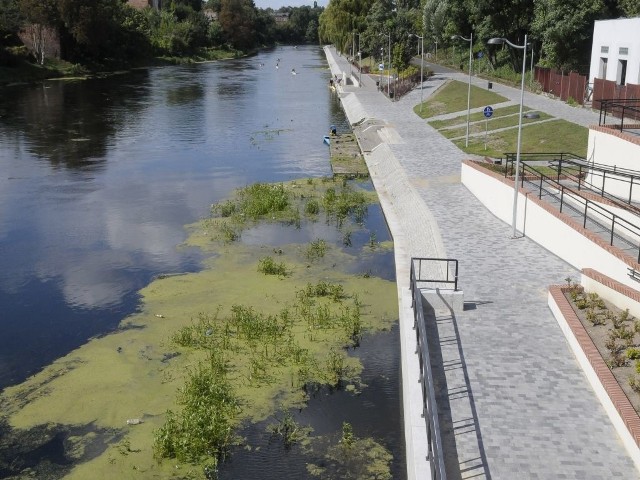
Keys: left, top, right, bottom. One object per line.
{"left": 483, "top": 106, "right": 494, "bottom": 118}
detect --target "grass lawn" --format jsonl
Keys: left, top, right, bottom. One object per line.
{"left": 438, "top": 112, "right": 554, "bottom": 139}
{"left": 429, "top": 104, "right": 530, "bottom": 129}
{"left": 455, "top": 119, "right": 589, "bottom": 158}
{"left": 414, "top": 80, "right": 508, "bottom": 118}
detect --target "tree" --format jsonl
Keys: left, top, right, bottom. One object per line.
{"left": 218, "top": 0, "right": 257, "bottom": 50}
{"left": 359, "top": 0, "right": 393, "bottom": 59}
{"left": 319, "top": 0, "right": 373, "bottom": 53}
{"left": 305, "top": 19, "right": 319, "bottom": 43}
{"left": 531, "top": 0, "right": 614, "bottom": 71}
{"left": 0, "top": 0, "right": 22, "bottom": 48}
{"left": 57, "top": 0, "right": 126, "bottom": 60}
{"left": 619, "top": 0, "right": 640, "bottom": 16}
{"left": 18, "top": 0, "right": 58, "bottom": 64}
{"left": 422, "top": 0, "right": 448, "bottom": 48}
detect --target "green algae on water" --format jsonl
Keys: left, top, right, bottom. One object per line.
{"left": 0, "top": 177, "right": 397, "bottom": 479}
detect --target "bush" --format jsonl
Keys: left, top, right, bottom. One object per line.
{"left": 626, "top": 348, "right": 640, "bottom": 360}
{"left": 304, "top": 199, "right": 320, "bottom": 215}
{"left": 258, "top": 256, "right": 288, "bottom": 276}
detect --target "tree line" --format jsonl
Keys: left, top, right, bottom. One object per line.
{"left": 0, "top": 0, "right": 323, "bottom": 68}
{"left": 319, "top": 0, "right": 640, "bottom": 73}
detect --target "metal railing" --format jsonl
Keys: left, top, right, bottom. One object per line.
{"left": 599, "top": 98, "right": 640, "bottom": 131}
{"left": 504, "top": 152, "right": 640, "bottom": 208}
{"left": 411, "top": 257, "right": 459, "bottom": 291}
{"left": 509, "top": 162, "right": 640, "bottom": 262}
{"left": 410, "top": 257, "right": 458, "bottom": 480}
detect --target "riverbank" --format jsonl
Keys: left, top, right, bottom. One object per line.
{"left": 323, "top": 44, "right": 639, "bottom": 479}
{"left": 0, "top": 177, "right": 403, "bottom": 479}
{"left": 0, "top": 48, "right": 240, "bottom": 86}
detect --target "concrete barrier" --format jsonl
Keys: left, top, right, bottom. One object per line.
{"left": 461, "top": 160, "right": 640, "bottom": 290}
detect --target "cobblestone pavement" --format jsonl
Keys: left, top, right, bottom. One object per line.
{"left": 324, "top": 46, "right": 639, "bottom": 479}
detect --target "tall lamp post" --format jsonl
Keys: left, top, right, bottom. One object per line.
{"left": 379, "top": 32, "right": 391, "bottom": 97}
{"left": 488, "top": 34, "right": 528, "bottom": 238}
{"left": 451, "top": 33, "right": 473, "bottom": 147}
{"left": 350, "top": 31, "right": 357, "bottom": 78}
{"left": 355, "top": 32, "right": 362, "bottom": 87}
{"left": 409, "top": 33, "right": 424, "bottom": 113}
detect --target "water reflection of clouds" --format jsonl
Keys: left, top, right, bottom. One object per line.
{"left": 57, "top": 252, "right": 135, "bottom": 309}
{"left": 0, "top": 175, "right": 208, "bottom": 308}
{"left": 241, "top": 221, "right": 342, "bottom": 247}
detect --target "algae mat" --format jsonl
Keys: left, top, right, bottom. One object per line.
{"left": 0, "top": 178, "right": 399, "bottom": 479}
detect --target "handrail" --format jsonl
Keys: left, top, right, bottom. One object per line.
{"left": 410, "top": 257, "right": 455, "bottom": 480}
{"left": 511, "top": 163, "right": 640, "bottom": 262}
{"left": 599, "top": 98, "right": 640, "bottom": 131}
{"left": 503, "top": 153, "right": 640, "bottom": 209}
{"left": 411, "top": 257, "right": 459, "bottom": 291}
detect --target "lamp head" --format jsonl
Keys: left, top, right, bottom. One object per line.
{"left": 487, "top": 37, "right": 505, "bottom": 45}
{"left": 451, "top": 35, "right": 459, "bottom": 40}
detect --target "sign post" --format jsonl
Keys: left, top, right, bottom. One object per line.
{"left": 483, "top": 106, "right": 493, "bottom": 151}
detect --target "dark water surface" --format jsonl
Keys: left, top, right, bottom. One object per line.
{"left": 0, "top": 46, "right": 404, "bottom": 478}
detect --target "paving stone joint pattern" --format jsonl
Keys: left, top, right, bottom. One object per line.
{"left": 324, "top": 46, "right": 639, "bottom": 479}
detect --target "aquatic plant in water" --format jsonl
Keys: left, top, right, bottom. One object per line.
{"left": 306, "top": 422, "right": 393, "bottom": 479}
{"left": 206, "top": 178, "right": 373, "bottom": 243}
{"left": 152, "top": 353, "right": 239, "bottom": 466}
{"left": 305, "top": 238, "right": 328, "bottom": 261}
{"left": 266, "top": 409, "right": 312, "bottom": 449}
{"left": 258, "top": 256, "right": 288, "bottom": 276}
{"left": 154, "top": 277, "right": 372, "bottom": 473}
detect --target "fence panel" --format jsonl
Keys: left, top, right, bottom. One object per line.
{"left": 593, "top": 80, "right": 640, "bottom": 121}
{"left": 549, "top": 69, "right": 563, "bottom": 97}
{"left": 535, "top": 66, "right": 551, "bottom": 92}
{"left": 568, "top": 71, "right": 587, "bottom": 105}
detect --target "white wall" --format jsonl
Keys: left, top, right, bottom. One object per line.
{"left": 586, "top": 129, "right": 640, "bottom": 201}
{"left": 461, "top": 162, "right": 639, "bottom": 290}
{"left": 589, "top": 18, "right": 640, "bottom": 86}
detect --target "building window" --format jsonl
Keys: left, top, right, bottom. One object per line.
{"left": 619, "top": 47, "right": 629, "bottom": 55}
{"left": 599, "top": 57, "right": 608, "bottom": 79}
{"left": 600, "top": 46, "right": 609, "bottom": 54}
{"left": 617, "top": 59, "right": 627, "bottom": 85}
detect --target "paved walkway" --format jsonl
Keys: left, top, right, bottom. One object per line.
{"left": 324, "top": 47, "right": 639, "bottom": 479}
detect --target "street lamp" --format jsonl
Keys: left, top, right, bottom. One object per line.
{"left": 488, "top": 34, "right": 528, "bottom": 238}
{"left": 379, "top": 32, "right": 391, "bottom": 98}
{"left": 354, "top": 32, "right": 362, "bottom": 87}
{"left": 350, "top": 31, "right": 356, "bottom": 78}
{"left": 409, "top": 33, "right": 424, "bottom": 113}
{"left": 451, "top": 33, "right": 473, "bottom": 147}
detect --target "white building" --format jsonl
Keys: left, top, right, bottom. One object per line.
{"left": 589, "top": 18, "right": 640, "bottom": 86}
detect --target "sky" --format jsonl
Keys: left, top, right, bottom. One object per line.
{"left": 254, "top": 0, "right": 327, "bottom": 9}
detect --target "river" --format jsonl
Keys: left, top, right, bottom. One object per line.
{"left": 0, "top": 46, "right": 404, "bottom": 478}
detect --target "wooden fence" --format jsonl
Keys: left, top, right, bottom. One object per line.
{"left": 534, "top": 67, "right": 587, "bottom": 105}
{"left": 592, "top": 79, "right": 640, "bottom": 112}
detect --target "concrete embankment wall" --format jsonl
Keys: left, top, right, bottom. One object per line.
{"left": 324, "top": 44, "right": 444, "bottom": 480}
{"left": 461, "top": 160, "right": 640, "bottom": 290}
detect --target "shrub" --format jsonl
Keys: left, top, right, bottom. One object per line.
{"left": 586, "top": 308, "right": 605, "bottom": 326}
{"left": 626, "top": 348, "right": 640, "bottom": 360}
{"left": 609, "top": 351, "right": 627, "bottom": 368}
{"left": 305, "top": 199, "right": 320, "bottom": 215}
{"left": 305, "top": 239, "right": 327, "bottom": 261}
{"left": 258, "top": 256, "right": 288, "bottom": 276}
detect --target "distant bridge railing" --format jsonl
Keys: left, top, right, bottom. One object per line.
{"left": 410, "top": 257, "right": 457, "bottom": 480}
